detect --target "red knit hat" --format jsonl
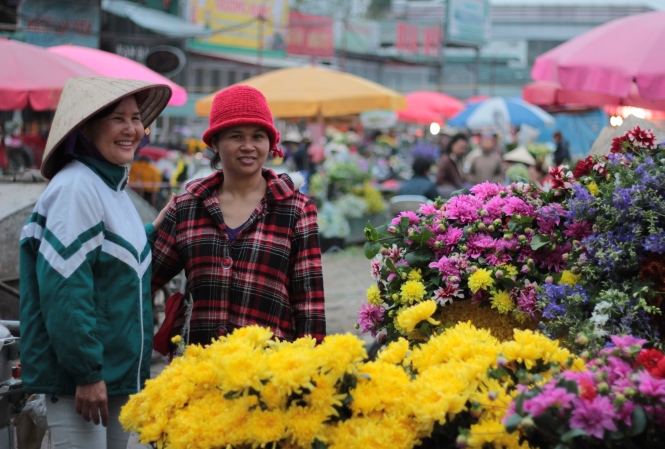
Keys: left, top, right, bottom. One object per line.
{"left": 202, "top": 85, "right": 283, "bottom": 157}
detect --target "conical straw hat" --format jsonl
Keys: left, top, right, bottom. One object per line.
{"left": 41, "top": 77, "right": 172, "bottom": 179}
{"left": 502, "top": 146, "right": 537, "bottom": 166}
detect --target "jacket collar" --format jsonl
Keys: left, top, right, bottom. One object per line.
{"left": 186, "top": 168, "right": 297, "bottom": 202}
{"left": 78, "top": 155, "right": 129, "bottom": 191}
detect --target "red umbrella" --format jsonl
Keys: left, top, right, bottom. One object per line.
{"left": 523, "top": 80, "right": 665, "bottom": 111}
{"left": 532, "top": 10, "right": 665, "bottom": 101}
{"left": 397, "top": 90, "right": 464, "bottom": 125}
{"left": 0, "top": 39, "right": 99, "bottom": 111}
{"left": 48, "top": 45, "right": 187, "bottom": 106}
{"left": 403, "top": 91, "right": 465, "bottom": 118}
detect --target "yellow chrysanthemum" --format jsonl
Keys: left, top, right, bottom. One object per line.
{"left": 467, "top": 418, "right": 518, "bottom": 449}
{"left": 468, "top": 268, "right": 495, "bottom": 293}
{"left": 399, "top": 280, "right": 427, "bottom": 304}
{"left": 171, "top": 334, "right": 182, "bottom": 344}
{"left": 559, "top": 270, "right": 581, "bottom": 286}
{"left": 376, "top": 338, "right": 410, "bottom": 365}
{"left": 587, "top": 181, "right": 599, "bottom": 196}
{"left": 407, "top": 268, "right": 422, "bottom": 281}
{"left": 499, "top": 264, "right": 518, "bottom": 278}
{"left": 490, "top": 290, "right": 513, "bottom": 315}
{"left": 395, "top": 300, "right": 441, "bottom": 334}
{"left": 366, "top": 284, "right": 382, "bottom": 306}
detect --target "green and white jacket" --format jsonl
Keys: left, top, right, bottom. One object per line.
{"left": 19, "top": 156, "right": 156, "bottom": 396}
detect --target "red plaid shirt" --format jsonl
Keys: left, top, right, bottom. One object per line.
{"left": 152, "top": 169, "right": 326, "bottom": 345}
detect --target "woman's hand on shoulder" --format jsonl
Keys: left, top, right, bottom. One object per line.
{"left": 153, "top": 194, "right": 176, "bottom": 230}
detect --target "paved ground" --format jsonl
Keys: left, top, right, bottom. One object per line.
{"left": 131, "top": 245, "right": 374, "bottom": 448}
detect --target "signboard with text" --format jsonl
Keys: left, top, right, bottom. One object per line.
{"left": 286, "top": 11, "right": 333, "bottom": 58}
{"left": 188, "top": 0, "right": 288, "bottom": 57}
{"left": 445, "top": 0, "right": 491, "bottom": 46}
{"left": 334, "top": 20, "right": 380, "bottom": 54}
{"left": 20, "top": 0, "right": 99, "bottom": 48}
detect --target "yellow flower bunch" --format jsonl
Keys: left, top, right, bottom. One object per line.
{"left": 121, "top": 323, "right": 585, "bottom": 449}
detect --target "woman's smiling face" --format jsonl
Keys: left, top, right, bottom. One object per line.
{"left": 83, "top": 96, "right": 144, "bottom": 165}
{"left": 213, "top": 126, "right": 270, "bottom": 177}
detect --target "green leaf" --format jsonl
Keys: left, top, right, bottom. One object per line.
{"left": 628, "top": 406, "right": 647, "bottom": 436}
{"left": 364, "top": 222, "right": 378, "bottom": 242}
{"left": 385, "top": 258, "right": 396, "bottom": 271}
{"left": 504, "top": 413, "right": 522, "bottom": 433}
{"left": 497, "top": 277, "right": 516, "bottom": 290}
{"left": 554, "top": 444, "right": 570, "bottom": 449}
{"left": 561, "top": 428, "right": 587, "bottom": 443}
{"left": 364, "top": 241, "right": 381, "bottom": 259}
{"left": 450, "top": 188, "right": 469, "bottom": 198}
{"left": 405, "top": 249, "right": 434, "bottom": 267}
{"left": 411, "top": 227, "right": 435, "bottom": 246}
{"left": 312, "top": 438, "right": 329, "bottom": 449}
{"left": 530, "top": 234, "right": 552, "bottom": 250}
{"left": 374, "top": 224, "right": 390, "bottom": 239}
{"left": 399, "top": 216, "right": 411, "bottom": 232}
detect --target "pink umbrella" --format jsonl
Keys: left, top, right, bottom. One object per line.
{"left": 397, "top": 106, "right": 444, "bottom": 125}
{"left": 523, "top": 80, "right": 665, "bottom": 111}
{"left": 48, "top": 45, "right": 187, "bottom": 106}
{"left": 532, "top": 10, "right": 665, "bottom": 101}
{"left": 1, "top": 39, "right": 99, "bottom": 111}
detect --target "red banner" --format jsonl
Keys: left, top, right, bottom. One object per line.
{"left": 423, "top": 26, "right": 441, "bottom": 57}
{"left": 286, "top": 11, "right": 334, "bottom": 58}
{"left": 396, "top": 22, "right": 419, "bottom": 54}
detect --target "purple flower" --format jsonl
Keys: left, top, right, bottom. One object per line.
{"left": 563, "top": 220, "right": 592, "bottom": 240}
{"left": 469, "top": 181, "right": 505, "bottom": 201}
{"left": 391, "top": 211, "right": 420, "bottom": 226}
{"left": 444, "top": 195, "right": 484, "bottom": 224}
{"left": 643, "top": 233, "right": 665, "bottom": 254}
{"left": 569, "top": 396, "right": 619, "bottom": 439}
{"left": 357, "top": 302, "right": 385, "bottom": 337}
{"left": 429, "top": 255, "right": 461, "bottom": 279}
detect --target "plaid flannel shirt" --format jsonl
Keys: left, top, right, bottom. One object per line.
{"left": 152, "top": 169, "right": 326, "bottom": 345}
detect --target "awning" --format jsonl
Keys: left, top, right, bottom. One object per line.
{"left": 101, "top": 0, "right": 209, "bottom": 38}
{"left": 160, "top": 93, "right": 209, "bottom": 118}
{"left": 188, "top": 49, "right": 305, "bottom": 70}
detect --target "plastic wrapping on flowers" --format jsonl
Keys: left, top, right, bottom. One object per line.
{"left": 120, "top": 323, "right": 584, "bottom": 449}
{"left": 360, "top": 181, "right": 572, "bottom": 344}
{"left": 540, "top": 126, "right": 665, "bottom": 349}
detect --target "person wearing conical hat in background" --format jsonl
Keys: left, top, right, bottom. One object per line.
{"left": 150, "top": 85, "right": 326, "bottom": 356}
{"left": 19, "top": 77, "right": 172, "bottom": 449}
{"left": 502, "top": 145, "right": 553, "bottom": 190}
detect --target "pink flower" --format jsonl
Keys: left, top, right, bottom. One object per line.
{"left": 610, "top": 335, "right": 647, "bottom": 349}
{"left": 467, "top": 234, "right": 497, "bottom": 259}
{"left": 522, "top": 385, "right": 576, "bottom": 416}
{"left": 444, "top": 195, "right": 483, "bottom": 224}
{"left": 418, "top": 203, "right": 439, "bottom": 216}
{"left": 391, "top": 211, "right": 420, "bottom": 226}
{"left": 370, "top": 258, "right": 382, "bottom": 282}
{"left": 514, "top": 281, "right": 539, "bottom": 318}
{"left": 433, "top": 285, "right": 464, "bottom": 306}
{"left": 502, "top": 196, "right": 535, "bottom": 217}
{"left": 357, "top": 302, "right": 385, "bottom": 337}
{"left": 485, "top": 252, "right": 512, "bottom": 266}
{"left": 569, "top": 396, "right": 619, "bottom": 439}
{"left": 429, "top": 256, "right": 461, "bottom": 279}
{"left": 443, "top": 227, "right": 464, "bottom": 246}
{"left": 470, "top": 181, "right": 505, "bottom": 201}
{"left": 385, "top": 244, "right": 402, "bottom": 261}
{"left": 483, "top": 196, "right": 508, "bottom": 220}
{"left": 616, "top": 402, "right": 635, "bottom": 427}
{"left": 637, "top": 371, "right": 665, "bottom": 398}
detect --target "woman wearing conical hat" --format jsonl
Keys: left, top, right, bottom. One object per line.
{"left": 19, "top": 77, "right": 172, "bottom": 448}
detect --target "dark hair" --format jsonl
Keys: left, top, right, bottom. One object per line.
{"left": 444, "top": 133, "right": 469, "bottom": 155}
{"left": 412, "top": 156, "right": 433, "bottom": 177}
{"left": 553, "top": 131, "right": 562, "bottom": 139}
{"left": 210, "top": 150, "right": 221, "bottom": 170}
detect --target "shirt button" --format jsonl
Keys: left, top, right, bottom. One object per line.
{"left": 222, "top": 257, "right": 233, "bottom": 269}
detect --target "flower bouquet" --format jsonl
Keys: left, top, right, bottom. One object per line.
{"left": 538, "top": 126, "right": 665, "bottom": 348}
{"left": 505, "top": 334, "right": 665, "bottom": 448}
{"left": 360, "top": 181, "right": 574, "bottom": 343}
{"left": 120, "top": 323, "right": 584, "bottom": 449}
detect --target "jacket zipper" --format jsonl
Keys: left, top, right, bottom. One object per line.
{"left": 118, "top": 166, "right": 145, "bottom": 391}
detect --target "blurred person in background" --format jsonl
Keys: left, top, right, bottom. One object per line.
{"left": 398, "top": 156, "right": 439, "bottom": 201}
{"left": 468, "top": 131, "right": 504, "bottom": 185}
{"left": 552, "top": 130, "right": 571, "bottom": 166}
{"left": 436, "top": 133, "right": 470, "bottom": 197}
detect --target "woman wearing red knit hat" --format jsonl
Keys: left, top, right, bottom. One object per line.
{"left": 151, "top": 85, "right": 325, "bottom": 354}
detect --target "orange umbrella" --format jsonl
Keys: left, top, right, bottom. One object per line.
{"left": 195, "top": 66, "right": 406, "bottom": 118}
